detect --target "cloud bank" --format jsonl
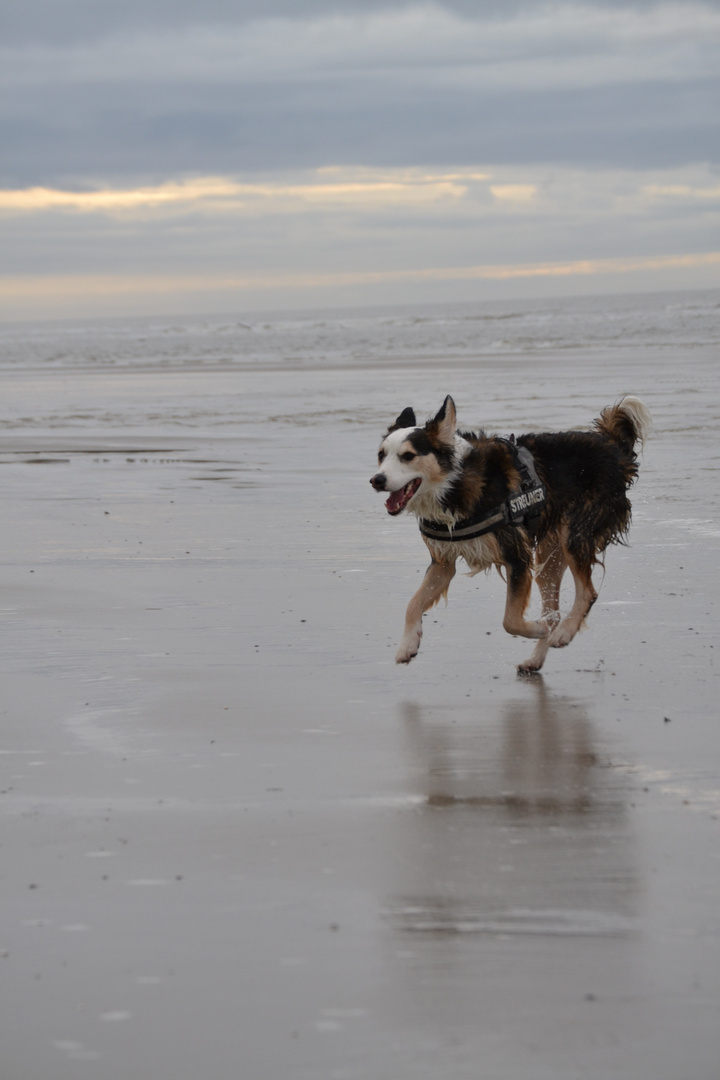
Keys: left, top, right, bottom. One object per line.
{"left": 1, "top": 1, "right": 718, "bottom": 316}
{"left": 2, "top": 2, "right": 718, "bottom": 185}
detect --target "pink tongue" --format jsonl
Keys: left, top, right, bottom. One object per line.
{"left": 386, "top": 486, "right": 408, "bottom": 513}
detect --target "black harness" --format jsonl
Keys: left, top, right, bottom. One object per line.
{"left": 418, "top": 439, "right": 547, "bottom": 543}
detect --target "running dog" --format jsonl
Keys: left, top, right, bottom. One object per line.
{"left": 370, "top": 396, "right": 650, "bottom": 672}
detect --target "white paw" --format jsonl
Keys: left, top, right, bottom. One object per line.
{"left": 549, "top": 621, "right": 575, "bottom": 648}
{"left": 518, "top": 638, "right": 549, "bottom": 673}
{"left": 396, "top": 630, "right": 422, "bottom": 664}
{"left": 517, "top": 658, "right": 543, "bottom": 675}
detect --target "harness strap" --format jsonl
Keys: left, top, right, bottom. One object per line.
{"left": 418, "top": 439, "right": 546, "bottom": 543}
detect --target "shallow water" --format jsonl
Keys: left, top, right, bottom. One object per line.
{"left": 1, "top": 290, "right": 719, "bottom": 1079}
{"left": 2, "top": 289, "right": 719, "bottom": 374}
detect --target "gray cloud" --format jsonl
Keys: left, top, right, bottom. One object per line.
{"left": 8, "top": 1, "right": 697, "bottom": 45}
{"left": 1, "top": 3, "right": 718, "bottom": 185}
{"left": 3, "top": 80, "right": 717, "bottom": 188}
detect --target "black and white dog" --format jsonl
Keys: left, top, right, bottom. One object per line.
{"left": 370, "top": 396, "right": 650, "bottom": 672}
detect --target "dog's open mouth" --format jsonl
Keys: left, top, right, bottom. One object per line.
{"left": 385, "top": 478, "right": 422, "bottom": 515}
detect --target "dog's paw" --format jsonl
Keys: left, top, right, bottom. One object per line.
{"left": 517, "top": 660, "right": 543, "bottom": 675}
{"left": 518, "top": 643, "right": 548, "bottom": 674}
{"left": 518, "top": 632, "right": 551, "bottom": 673}
{"left": 395, "top": 631, "right": 421, "bottom": 664}
{"left": 549, "top": 621, "right": 576, "bottom": 648}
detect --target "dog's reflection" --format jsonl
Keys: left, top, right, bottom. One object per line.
{"left": 389, "top": 679, "right": 636, "bottom": 937}
{"left": 403, "top": 678, "right": 600, "bottom": 815}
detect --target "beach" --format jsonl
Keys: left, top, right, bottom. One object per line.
{"left": 1, "top": 292, "right": 719, "bottom": 1079}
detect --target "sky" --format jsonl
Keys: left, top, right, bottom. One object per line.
{"left": 2, "top": 0, "right": 719, "bottom": 319}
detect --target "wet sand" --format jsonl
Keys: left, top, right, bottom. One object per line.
{"left": 1, "top": 346, "right": 719, "bottom": 1079}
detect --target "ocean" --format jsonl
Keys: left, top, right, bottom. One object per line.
{"left": 1, "top": 287, "right": 718, "bottom": 457}
{"left": 2, "top": 289, "right": 719, "bottom": 374}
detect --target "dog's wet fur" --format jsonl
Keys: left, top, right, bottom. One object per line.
{"left": 370, "top": 396, "right": 651, "bottom": 672}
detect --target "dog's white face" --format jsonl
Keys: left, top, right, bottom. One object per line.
{"left": 372, "top": 427, "right": 443, "bottom": 515}
{"left": 370, "top": 397, "right": 461, "bottom": 516}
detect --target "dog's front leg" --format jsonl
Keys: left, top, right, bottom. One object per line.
{"left": 396, "top": 559, "right": 456, "bottom": 664}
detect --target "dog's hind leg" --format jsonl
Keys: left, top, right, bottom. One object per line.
{"left": 396, "top": 559, "right": 456, "bottom": 664}
{"left": 503, "top": 560, "right": 549, "bottom": 642}
{"left": 518, "top": 540, "right": 567, "bottom": 673}
{"left": 549, "top": 552, "right": 597, "bottom": 649}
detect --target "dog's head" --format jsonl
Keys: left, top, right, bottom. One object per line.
{"left": 370, "top": 396, "right": 459, "bottom": 515}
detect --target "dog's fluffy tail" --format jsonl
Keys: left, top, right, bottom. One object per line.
{"left": 593, "top": 396, "right": 651, "bottom": 453}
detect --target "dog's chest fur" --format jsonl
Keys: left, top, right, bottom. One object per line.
{"left": 423, "top": 532, "right": 503, "bottom": 572}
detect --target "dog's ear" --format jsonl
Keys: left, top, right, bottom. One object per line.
{"left": 426, "top": 396, "right": 457, "bottom": 444}
{"left": 387, "top": 406, "right": 416, "bottom": 433}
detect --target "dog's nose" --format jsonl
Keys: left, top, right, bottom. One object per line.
{"left": 370, "top": 473, "right": 386, "bottom": 491}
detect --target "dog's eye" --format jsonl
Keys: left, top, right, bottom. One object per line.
{"left": 378, "top": 450, "right": 386, "bottom": 463}
{"left": 400, "top": 451, "right": 416, "bottom": 462}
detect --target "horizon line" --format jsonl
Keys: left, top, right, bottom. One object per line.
{"left": 1, "top": 251, "right": 719, "bottom": 301}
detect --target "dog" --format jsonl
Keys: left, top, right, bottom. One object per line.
{"left": 370, "top": 396, "right": 650, "bottom": 672}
